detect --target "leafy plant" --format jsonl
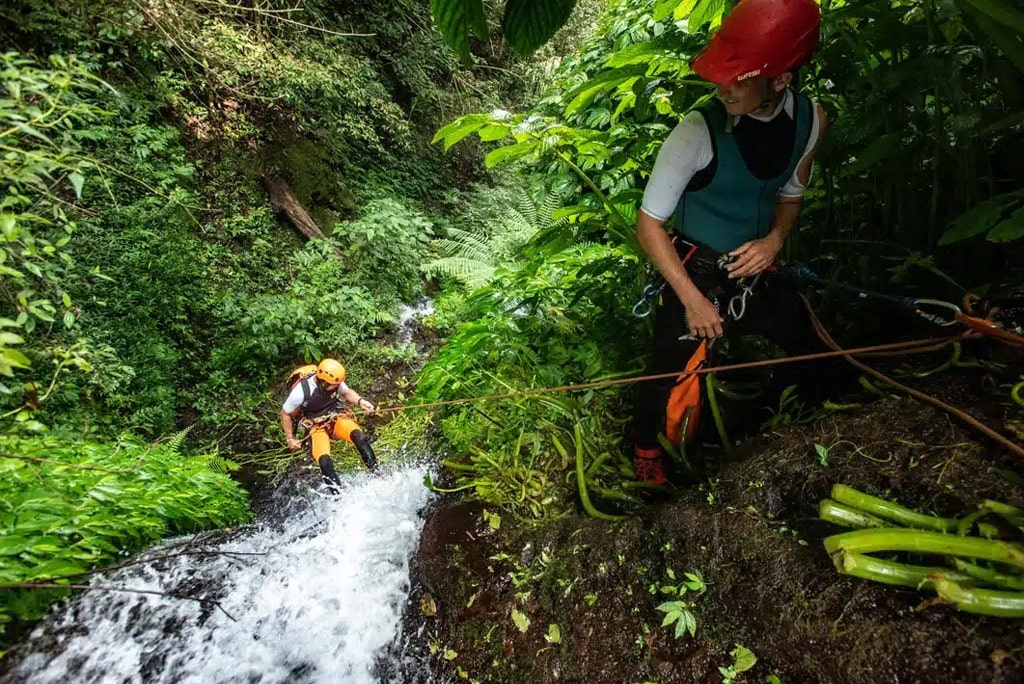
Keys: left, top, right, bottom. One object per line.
{"left": 654, "top": 568, "right": 706, "bottom": 639}
{"left": 0, "top": 53, "right": 108, "bottom": 401}
{"left": 333, "top": 197, "right": 435, "bottom": 302}
{"left": 0, "top": 432, "right": 250, "bottom": 636}
{"left": 719, "top": 644, "right": 758, "bottom": 684}
{"left": 423, "top": 184, "right": 563, "bottom": 290}
{"left": 430, "top": 0, "right": 579, "bottom": 61}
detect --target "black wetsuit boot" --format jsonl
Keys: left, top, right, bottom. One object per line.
{"left": 318, "top": 455, "right": 343, "bottom": 493}
{"left": 351, "top": 430, "right": 379, "bottom": 473}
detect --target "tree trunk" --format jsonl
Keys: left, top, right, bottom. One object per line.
{"left": 262, "top": 174, "right": 325, "bottom": 240}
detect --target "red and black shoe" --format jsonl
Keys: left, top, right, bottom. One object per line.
{"left": 633, "top": 446, "right": 668, "bottom": 486}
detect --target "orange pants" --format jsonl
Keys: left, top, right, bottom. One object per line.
{"left": 307, "top": 415, "right": 361, "bottom": 464}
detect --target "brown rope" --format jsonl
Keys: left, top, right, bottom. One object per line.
{"left": 802, "top": 296, "right": 1024, "bottom": 460}
{"left": 365, "top": 335, "right": 960, "bottom": 416}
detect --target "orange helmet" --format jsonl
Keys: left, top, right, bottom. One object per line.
{"left": 692, "top": 0, "right": 821, "bottom": 85}
{"left": 316, "top": 358, "right": 346, "bottom": 385}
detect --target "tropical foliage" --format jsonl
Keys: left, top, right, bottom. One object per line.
{"left": 0, "top": 431, "right": 249, "bottom": 635}
{"left": 420, "top": 0, "right": 1024, "bottom": 519}
{"left": 0, "top": 0, "right": 587, "bottom": 647}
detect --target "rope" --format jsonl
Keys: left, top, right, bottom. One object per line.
{"left": 362, "top": 335, "right": 959, "bottom": 416}
{"left": 802, "top": 296, "right": 1024, "bottom": 460}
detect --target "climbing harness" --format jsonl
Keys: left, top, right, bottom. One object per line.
{"left": 299, "top": 412, "right": 347, "bottom": 431}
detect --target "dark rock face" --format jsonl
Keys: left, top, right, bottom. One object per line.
{"left": 405, "top": 396, "right": 1024, "bottom": 683}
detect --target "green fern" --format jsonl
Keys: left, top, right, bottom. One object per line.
{"left": 423, "top": 256, "right": 497, "bottom": 289}
{"left": 163, "top": 426, "right": 194, "bottom": 456}
{"left": 423, "top": 186, "right": 567, "bottom": 290}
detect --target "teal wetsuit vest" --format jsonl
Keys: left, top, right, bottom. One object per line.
{"left": 672, "top": 90, "right": 813, "bottom": 253}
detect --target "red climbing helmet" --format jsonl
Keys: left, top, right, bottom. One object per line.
{"left": 691, "top": 0, "right": 821, "bottom": 85}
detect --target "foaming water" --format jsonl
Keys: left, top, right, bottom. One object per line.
{"left": 396, "top": 298, "right": 435, "bottom": 349}
{"left": 6, "top": 466, "right": 435, "bottom": 684}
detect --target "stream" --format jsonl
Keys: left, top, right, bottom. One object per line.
{"left": 3, "top": 465, "right": 436, "bottom": 684}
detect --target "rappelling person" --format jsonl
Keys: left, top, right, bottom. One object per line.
{"left": 280, "top": 358, "right": 380, "bottom": 490}
{"left": 632, "top": 0, "right": 830, "bottom": 485}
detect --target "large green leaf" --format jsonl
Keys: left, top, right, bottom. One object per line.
{"left": 430, "top": 0, "right": 490, "bottom": 64}
{"left": 969, "top": 10, "right": 1024, "bottom": 74}
{"left": 564, "top": 65, "right": 648, "bottom": 116}
{"left": 939, "top": 195, "right": 1019, "bottom": 245}
{"left": 503, "top": 0, "right": 578, "bottom": 56}
{"left": 654, "top": 0, "right": 683, "bottom": 21}
{"left": 688, "top": 0, "right": 726, "bottom": 29}
{"left": 485, "top": 140, "right": 539, "bottom": 168}
{"left": 987, "top": 208, "right": 1024, "bottom": 243}
{"left": 962, "top": 0, "right": 1024, "bottom": 34}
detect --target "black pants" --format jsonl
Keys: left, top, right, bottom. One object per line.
{"left": 634, "top": 243, "right": 826, "bottom": 451}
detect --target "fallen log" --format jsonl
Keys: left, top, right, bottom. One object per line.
{"left": 262, "top": 173, "right": 325, "bottom": 239}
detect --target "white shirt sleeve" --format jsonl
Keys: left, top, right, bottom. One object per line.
{"left": 779, "top": 100, "right": 823, "bottom": 198}
{"left": 640, "top": 110, "right": 715, "bottom": 222}
{"left": 282, "top": 383, "right": 306, "bottom": 415}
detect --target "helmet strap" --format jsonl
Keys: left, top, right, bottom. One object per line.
{"left": 757, "top": 77, "right": 773, "bottom": 111}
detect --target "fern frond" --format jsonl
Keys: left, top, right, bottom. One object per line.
{"left": 437, "top": 227, "right": 492, "bottom": 262}
{"left": 163, "top": 425, "right": 194, "bottom": 456}
{"left": 422, "top": 257, "right": 495, "bottom": 289}
{"left": 514, "top": 188, "right": 539, "bottom": 227}
{"left": 538, "top": 190, "right": 567, "bottom": 226}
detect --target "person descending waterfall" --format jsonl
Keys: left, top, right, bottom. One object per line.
{"left": 633, "top": 0, "right": 829, "bottom": 486}
{"left": 280, "top": 358, "right": 380, "bottom": 490}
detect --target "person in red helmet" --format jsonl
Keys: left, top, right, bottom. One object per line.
{"left": 633, "top": 0, "right": 829, "bottom": 486}
{"left": 280, "top": 358, "right": 380, "bottom": 490}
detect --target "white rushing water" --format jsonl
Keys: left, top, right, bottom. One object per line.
{"left": 395, "top": 299, "right": 435, "bottom": 350}
{"left": 6, "top": 466, "right": 435, "bottom": 684}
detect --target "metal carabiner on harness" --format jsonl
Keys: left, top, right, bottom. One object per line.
{"left": 727, "top": 271, "right": 763, "bottom": 323}
{"left": 632, "top": 282, "right": 665, "bottom": 318}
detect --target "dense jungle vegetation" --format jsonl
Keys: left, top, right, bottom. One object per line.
{"left": 1, "top": 0, "right": 1023, "bottom": 663}
{"left": 0, "top": 0, "right": 603, "bottom": 641}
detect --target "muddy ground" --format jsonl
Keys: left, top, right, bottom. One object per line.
{"left": 405, "top": 366, "right": 1024, "bottom": 684}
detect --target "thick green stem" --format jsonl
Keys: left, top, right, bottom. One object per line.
{"left": 592, "top": 487, "right": 641, "bottom": 505}
{"left": 951, "top": 559, "right": 1024, "bottom": 590}
{"left": 1012, "top": 380, "right": 1024, "bottom": 408}
{"left": 980, "top": 499, "right": 1024, "bottom": 524}
{"left": 584, "top": 452, "right": 610, "bottom": 478}
{"left": 909, "top": 342, "right": 960, "bottom": 378}
{"left": 705, "top": 373, "right": 732, "bottom": 456}
{"left": 818, "top": 499, "right": 890, "bottom": 529}
{"left": 831, "top": 484, "right": 956, "bottom": 532}
{"left": 929, "top": 576, "right": 1024, "bottom": 617}
{"left": 832, "top": 549, "right": 973, "bottom": 588}
{"left": 823, "top": 528, "right": 1024, "bottom": 569}
{"left": 442, "top": 459, "right": 479, "bottom": 472}
{"left": 555, "top": 427, "right": 625, "bottom": 521}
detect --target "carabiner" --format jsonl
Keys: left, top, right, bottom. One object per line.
{"left": 632, "top": 283, "right": 663, "bottom": 319}
{"left": 912, "top": 298, "right": 962, "bottom": 327}
{"left": 632, "top": 299, "right": 653, "bottom": 318}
